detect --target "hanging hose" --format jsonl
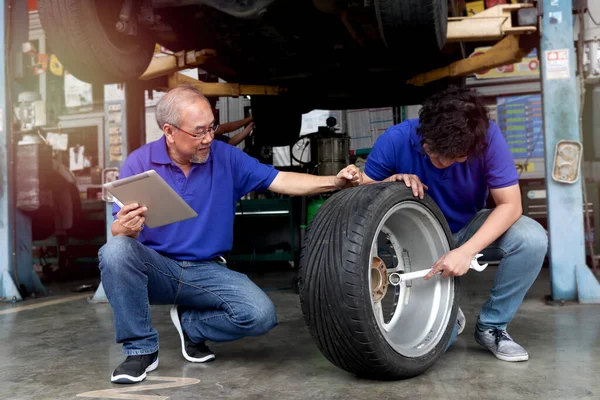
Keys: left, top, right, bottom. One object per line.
{"left": 290, "top": 135, "right": 312, "bottom": 166}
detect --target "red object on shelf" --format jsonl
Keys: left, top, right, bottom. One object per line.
{"left": 496, "top": 64, "right": 515, "bottom": 73}
{"left": 28, "top": 0, "right": 37, "bottom": 11}
{"left": 485, "top": 0, "right": 507, "bottom": 7}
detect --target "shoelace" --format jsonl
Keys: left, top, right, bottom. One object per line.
{"left": 489, "top": 328, "right": 512, "bottom": 345}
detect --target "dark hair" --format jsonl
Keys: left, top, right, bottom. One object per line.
{"left": 418, "top": 86, "right": 489, "bottom": 158}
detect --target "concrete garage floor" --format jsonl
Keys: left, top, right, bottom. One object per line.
{"left": 1, "top": 266, "right": 600, "bottom": 400}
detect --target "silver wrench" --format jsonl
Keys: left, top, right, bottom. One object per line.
{"left": 388, "top": 254, "right": 488, "bottom": 286}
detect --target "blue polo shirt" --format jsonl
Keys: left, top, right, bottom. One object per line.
{"left": 365, "top": 119, "right": 518, "bottom": 233}
{"left": 113, "top": 136, "right": 279, "bottom": 261}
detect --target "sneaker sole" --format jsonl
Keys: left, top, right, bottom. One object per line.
{"left": 475, "top": 337, "right": 529, "bottom": 362}
{"left": 170, "top": 306, "right": 216, "bottom": 363}
{"left": 457, "top": 308, "right": 466, "bottom": 336}
{"left": 111, "top": 358, "right": 159, "bottom": 384}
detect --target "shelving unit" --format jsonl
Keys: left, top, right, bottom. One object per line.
{"left": 228, "top": 198, "right": 296, "bottom": 263}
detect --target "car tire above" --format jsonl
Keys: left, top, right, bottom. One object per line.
{"left": 375, "top": 0, "right": 448, "bottom": 56}
{"left": 38, "top": 0, "right": 156, "bottom": 83}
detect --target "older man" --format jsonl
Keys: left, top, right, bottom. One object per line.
{"left": 100, "top": 84, "right": 361, "bottom": 384}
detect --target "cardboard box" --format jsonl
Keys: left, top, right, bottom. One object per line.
{"left": 470, "top": 47, "right": 540, "bottom": 79}
{"left": 466, "top": 0, "right": 485, "bottom": 15}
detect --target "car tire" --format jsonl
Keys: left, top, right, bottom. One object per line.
{"left": 38, "top": 0, "right": 156, "bottom": 83}
{"left": 299, "top": 183, "right": 458, "bottom": 380}
{"left": 375, "top": 0, "right": 448, "bottom": 55}
{"left": 251, "top": 96, "right": 303, "bottom": 147}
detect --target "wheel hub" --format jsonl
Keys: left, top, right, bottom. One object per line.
{"left": 371, "top": 256, "right": 388, "bottom": 303}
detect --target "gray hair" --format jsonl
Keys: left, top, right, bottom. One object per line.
{"left": 155, "top": 84, "right": 210, "bottom": 129}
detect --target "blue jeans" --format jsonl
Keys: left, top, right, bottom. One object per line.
{"left": 98, "top": 236, "right": 278, "bottom": 356}
{"left": 447, "top": 209, "right": 548, "bottom": 348}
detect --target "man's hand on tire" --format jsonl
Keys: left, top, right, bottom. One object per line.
{"left": 114, "top": 203, "right": 147, "bottom": 237}
{"left": 424, "top": 247, "right": 474, "bottom": 280}
{"left": 334, "top": 164, "right": 362, "bottom": 189}
{"left": 383, "top": 174, "right": 428, "bottom": 199}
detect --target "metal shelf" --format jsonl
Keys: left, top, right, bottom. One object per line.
{"left": 230, "top": 198, "right": 296, "bottom": 263}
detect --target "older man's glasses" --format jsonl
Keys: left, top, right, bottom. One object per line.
{"left": 169, "top": 123, "right": 219, "bottom": 139}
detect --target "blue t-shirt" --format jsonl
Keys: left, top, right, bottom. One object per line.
{"left": 113, "top": 136, "right": 279, "bottom": 260}
{"left": 364, "top": 119, "right": 518, "bottom": 233}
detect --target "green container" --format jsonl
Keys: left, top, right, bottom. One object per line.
{"left": 307, "top": 198, "right": 327, "bottom": 225}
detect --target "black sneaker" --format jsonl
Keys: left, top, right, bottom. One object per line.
{"left": 170, "top": 305, "right": 216, "bottom": 363}
{"left": 110, "top": 351, "right": 159, "bottom": 384}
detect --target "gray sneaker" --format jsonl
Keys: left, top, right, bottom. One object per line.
{"left": 474, "top": 327, "right": 529, "bottom": 362}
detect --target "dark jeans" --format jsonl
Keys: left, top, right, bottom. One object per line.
{"left": 98, "top": 236, "right": 278, "bottom": 356}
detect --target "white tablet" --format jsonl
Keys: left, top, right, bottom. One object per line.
{"left": 103, "top": 169, "right": 198, "bottom": 228}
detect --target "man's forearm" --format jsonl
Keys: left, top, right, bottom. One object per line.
{"left": 460, "top": 204, "right": 521, "bottom": 255}
{"left": 217, "top": 116, "right": 252, "bottom": 134}
{"left": 269, "top": 172, "right": 338, "bottom": 196}
{"left": 228, "top": 125, "right": 253, "bottom": 146}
